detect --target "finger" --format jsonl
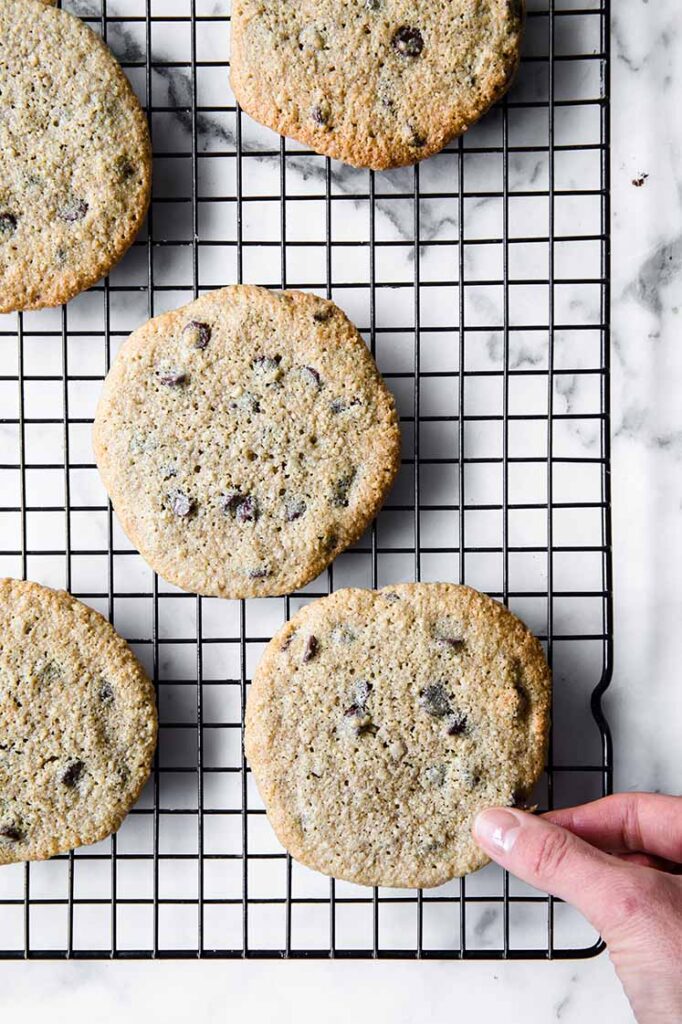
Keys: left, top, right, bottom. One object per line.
{"left": 613, "top": 851, "right": 682, "bottom": 874}
{"left": 473, "top": 807, "right": 639, "bottom": 935}
{"left": 543, "top": 793, "right": 682, "bottom": 863}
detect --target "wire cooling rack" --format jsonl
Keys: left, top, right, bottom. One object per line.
{"left": 0, "top": 0, "right": 612, "bottom": 958}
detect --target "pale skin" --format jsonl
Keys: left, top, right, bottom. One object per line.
{"left": 473, "top": 793, "right": 682, "bottom": 1023}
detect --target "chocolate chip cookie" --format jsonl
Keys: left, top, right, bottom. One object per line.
{"left": 245, "top": 584, "right": 550, "bottom": 888}
{"left": 230, "top": 0, "right": 523, "bottom": 170}
{"left": 93, "top": 286, "right": 401, "bottom": 599}
{"left": 0, "top": 579, "right": 157, "bottom": 864}
{"left": 0, "top": 0, "right": 151, "bottom": 312}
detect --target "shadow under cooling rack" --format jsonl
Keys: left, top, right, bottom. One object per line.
{"left": 0, "top": 0, "right": 612, "bottom": 959}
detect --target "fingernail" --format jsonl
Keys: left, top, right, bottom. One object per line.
{"left": 474, "top": 808, "right": 522, "bottom": 855}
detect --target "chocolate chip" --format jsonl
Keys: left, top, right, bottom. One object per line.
{"left": 330, "top": 397, "right": 360, "bottom": 414}
{"left": 344, "top": 702, "right": 363, "bottom": 718}
{"left": 61, "top": 760, "right": 84, "bottom": 787}
{"left": 230, "top": 392, "right": 261, "bottom": 414}
{"left": 512, "top": 788, "right": 530, "bottom": 809}
{"left": 406, "top": 124, "right": 426, "bottom": 148}
{"left": 344, "top": 704, "right": 378, "bottom": 736}
{"left": 169, "top": 489, "right": 193, "bottom": 517}
{"left": 156, "top": 368, "right": 187, "bottom": 387}
{"left": 311, "top": 102, "right": 331, "bottom": 127}
{"left": 280, "top": 633, "right": 295, "bottom": 652}
{"left": 160, "top": 462, "right": 178, "bottom": 480}
{"left": 221, "top": 490, "right": 257, "bottom": 523}
{"left": 342, "top": 679, "right": 376, "bottom": 734}
{"left": 300, "top": 365, "right": 323, "bottom": 388}
{"left": 0, "top": 825, "right": 23, "bottom": 843}
{"left": 313, "top": 307, "right": 333, "bottom": 323}
{"left": 418, "top": 683, "right": 451, "bottom": 719}
{"left": 446, "top": 712, "right": 468, "bottom": 736}
{"left": 302, "top": 635, "right": 318, "bottom": 663}
{"left": 392, "top": 26, "right": 424, "bottom": 57}
{"left": 331, "top": 471, "right": 355, "bottom": 508}
{"left": 182, "top": 320, "right": 211, "bottom": 350}
{"left": 58, "top": 198, "right": 89, "bottom": 222}
{"left": 344, "top": 681, "right": 372, "bottom": 716}
{"left": 284, "top": 497, "right": 307, "bottom": 522}
{"left": 246, "top": 566, "right": 270, "bottom": 579}
{"left": 99, "top": 680, "right": 114, "bottom": 702}
{"left": 235, "top": 494, "right": 258, "bottom": 524}
{"left": 383, "top": 591, "right": 401, "bottom": 603}
{"left": 0, "top": 213, "right": 18, "bottom": 239}
{"left": 435, "top": 634, "right": 465, "bottom": 651}
{"left": 221, "top": 489, "right": 241, "bottom": 514}
{"left": 366, "top": 0, "right": 381, "bottom": 9}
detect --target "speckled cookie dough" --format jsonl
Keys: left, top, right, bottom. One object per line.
{"left": 245, "top": 583, "right": 550, "bottom": 888}
{"left": 0, "top": 0, "right": 151, "bottom": 312}
{"left": 93, "top": 285, "right": 401, "bottom": 599}
{"left": 230, "top": 0, "right": 524, "bottom": 170}
{"left": 0, "top": 579, "right": 157, "bottom": 864}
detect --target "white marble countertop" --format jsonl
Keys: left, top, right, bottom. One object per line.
{"left": 1, "top": 0, "right": 681, "bottom": 1019}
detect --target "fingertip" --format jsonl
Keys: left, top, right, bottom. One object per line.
{"left": 473, "top": 807, "right": 524, "bottom": 856}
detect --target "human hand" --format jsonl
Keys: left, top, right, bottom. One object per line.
{"left": 473, "top": 793, "right": 682, "bottom": 1024}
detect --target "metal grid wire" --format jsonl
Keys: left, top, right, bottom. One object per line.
{"left": 0, "top": 0, "right": 612, "bottom": 958}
